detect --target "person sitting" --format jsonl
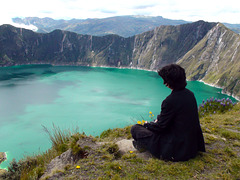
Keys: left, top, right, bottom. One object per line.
{"left": 131, "top": 64, "right": 205, "bottom": 161}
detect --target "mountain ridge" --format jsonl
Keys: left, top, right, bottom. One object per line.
{"left": 12, "top": 16, "right": 240, "bottom": 37}
{"left": 0, "top": 21, "right": 239, "bottom": 100}
{"left": 177, "top": 23, "right": 240, "bottom": 99}
{"left": 12, "top": 16, "right": 190, "bottom": 37}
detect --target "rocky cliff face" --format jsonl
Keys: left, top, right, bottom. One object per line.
{"left": 0, "top": 25, "right": 134, "bottom": 67}
{"left": 0, "top": 21, "right": 214, "bottom": 69}
{"left": 131, "top": 21, "right": 215, "bottom": 70}
{"left": 0, "top": 21, "right": 239, "bottom": 99}
{"left": 177, "top": 23, "right": 240, "bottom": 99}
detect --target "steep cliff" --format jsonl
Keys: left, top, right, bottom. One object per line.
{"left": 177, "top": 23, "right": 240, "bottom": 99}
{"left": 0, "top": 24, "right": 134, "bottom": 67}
{"left": 1, "top": 21, "right": 240, "bottom": 99}
{"left": 131, "top": 21, "right": 216, "bottom": 70}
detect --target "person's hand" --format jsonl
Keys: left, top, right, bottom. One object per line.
{"left": 144, "top": 121, "right": 148, "bottom": 124}
{"left": 154, "top": 119, "right": 158, "bottom": 123}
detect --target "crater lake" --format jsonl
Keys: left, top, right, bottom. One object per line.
{"left": 0, "top": 65, "right": 237, "bottom": 169}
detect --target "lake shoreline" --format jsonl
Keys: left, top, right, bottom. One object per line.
{"left": 0, "top": 64, "right": 238, "bottom": 172}
{"left": 0, "top": 63, "right": 239, "bottom": 101}
{"left": 198, "top": 80, "right": 240, "bottom": 101}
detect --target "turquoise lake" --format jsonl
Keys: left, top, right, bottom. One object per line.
{"left": 0, "top": 65, "right": 237, "bottom": 169}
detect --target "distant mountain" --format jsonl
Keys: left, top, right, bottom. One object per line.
{"left": 12, "top": 16, "right": 240, "bottom": 37}
{"left": 12, "top": 16, "right": 189, "bottom": 37}
{"left": 0, "top": 21, "right": 239, "bottom": 99}
{"left": 224, "top": 23, "right": 240, "bottom": 34}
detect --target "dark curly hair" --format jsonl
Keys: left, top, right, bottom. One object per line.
{"left": 158, "top": 64, "right": 187, "bottom": 90}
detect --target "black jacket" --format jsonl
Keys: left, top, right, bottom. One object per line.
{"left": 144, "top": 88, "right": 205, "bottom": 161}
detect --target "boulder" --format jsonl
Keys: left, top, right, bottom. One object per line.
{"left": 116, "top": 139, "right": 153, "bottom": 160}
{"left": 40, "top": 136, "right": 98, "bottom": 180}
{"left": 116, "top": 139, "right": 135, "bottom": 154}
{"left": 40, "top": 149, "right": 74, "bottom": 180}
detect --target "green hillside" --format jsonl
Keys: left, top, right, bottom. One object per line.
{"left": 178, "top": 23, "right": 240, "bottom": 100}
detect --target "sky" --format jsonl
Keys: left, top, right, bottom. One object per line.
{"left": 0, "top": 0, "right": 240, "bottom": 30}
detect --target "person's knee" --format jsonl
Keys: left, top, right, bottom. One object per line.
{"left": 131, "top": 124, "right": 135, "bottom": 135}
{"left": 131, "top": 124, "right": 140, "bottom": 134}
{"left": 131, "top": 124, "right": 139, "bottom": 139}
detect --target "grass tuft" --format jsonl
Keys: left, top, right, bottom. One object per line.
{"left": 42, "top": 123, "right": 79, "bottom": 153}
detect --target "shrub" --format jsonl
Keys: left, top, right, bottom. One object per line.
{"left": 100, "top": 129, "right": 112, "bottom": 139}
{"left": 69, "top": 133, "right": 89, "bottom": 158}
{"left": 198, "top": 97, "right": 236, "bottom": 118}
{"left": 101, "top": 143, "right": 121, "bottom": 159}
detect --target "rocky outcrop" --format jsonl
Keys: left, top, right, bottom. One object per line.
{"left": 40, "top": 138, "right": 152, "bottom": 180}
{"left": 39, "top": 149, "right": 76, "bottom": 180}
{"left": 40, "top": 136, "right": 100, "bottom": 179}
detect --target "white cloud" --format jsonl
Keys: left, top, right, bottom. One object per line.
{"left": 0, "top": 0, "right": 240, "bottom": 26}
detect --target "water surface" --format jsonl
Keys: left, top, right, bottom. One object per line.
{"left": 0, "top": 65, "right": 237, "bottom": 168}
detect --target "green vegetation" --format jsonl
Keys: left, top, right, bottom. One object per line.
{"left": 42, "top": 124, "right": 79, "bottom": 154}
{"left": 198, "top": 97, "right": 236, "bottom": 118}
{"left": 178, "top": 23, "right": 240, "bottom": 100}
{"left": 0, "top": 103, "right": 239, "bottom": 179}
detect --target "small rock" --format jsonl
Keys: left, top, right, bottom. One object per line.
{"left": 116, "top": 139, "right": 135, "bottom": 154}
{"left": 116, "top": 139, "right": 153, "bottom": 160}
{"left": 0, "top": 152, "right": 6, "bottom": 164}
